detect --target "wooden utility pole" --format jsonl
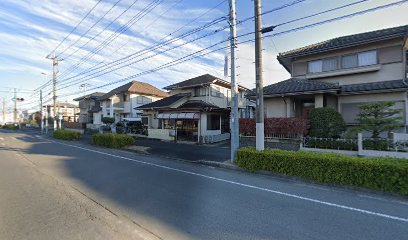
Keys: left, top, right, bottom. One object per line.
{"left": 40, "top": 90, "right": 43, "bottom": 134}
{"left": 254, "top": 0, "right": 265, "bottom": 150}
{"left": 46, "top": 52, "right": 62, "bottom": 130}
{"left": 229, "top": 0, "right": 239, "bottom": 162}
{"left": 13, "top": 88, "right": 17, "bottom": 123}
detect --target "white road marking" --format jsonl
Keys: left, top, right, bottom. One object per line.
{"left": 42, "top": 138, "right": 408, "bottom": 223}
{"left": 0, "top": 137, "right": 4, "bottom": 140}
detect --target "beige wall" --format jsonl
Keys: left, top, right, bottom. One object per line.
{"left": 290, "top": 39, "right": 405, "bottom": 85}
{"left": 265, "top": 98, "right": 287, "bottom": 118}
{"left": 339, "top": 92, "right": 406, "bottom": 124}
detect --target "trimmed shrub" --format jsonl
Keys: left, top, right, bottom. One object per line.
{"left": 53, "top": 129, "right": 81, "bottom": 140}
{"left": 2, "top": 124, "right": 19, "bottom": 130}
{"left": 309, "top": 107, "right": 346, "bottom": 138}
{"left": 306, "top": 138, "right": 357, "bottom": 151}
{"left": 240, "top": 118, "right": 309, "bottom": 138}
{"left": 102, "top": 117, "right": 115, "bottom": 125}
{"left": 92, "top": 133, "right": 134, "bottom": 149}
{"left": 237, "top": 147, "right": 408, "bottom": 195}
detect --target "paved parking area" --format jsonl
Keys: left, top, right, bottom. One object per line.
{"left": 127, "top": 138, "right": 230, "bottom": 162}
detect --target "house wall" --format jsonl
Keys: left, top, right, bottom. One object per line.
{"left": 265, "top": 98, "right": 287, "bottom": 118}
{"left": 338, "top": 91, "right": 407, "bottom": 125}
{"left": 291, "top": 39, "right": 405, "bottom": 85}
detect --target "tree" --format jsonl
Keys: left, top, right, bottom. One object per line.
{"left": 309, "top": 107, "right": 346, "bottom": 138}
{"left": 102, "top": 117, "right": 115, "bottom": 125}
{"left": 356, "top": 101, "right": 403, "bottom": 140}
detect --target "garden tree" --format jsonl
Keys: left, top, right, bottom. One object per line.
{"left": 309, "top": 107, "right": 346, "bottom": 138}
{"left": 101, "top": 117, "right": 115, "bottom": 125}
{"left": 356, "top": 101, "right": 402, "bottom": 140}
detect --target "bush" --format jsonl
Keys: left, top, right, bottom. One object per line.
{"left": 237, "top": 147, "right": 408, "bottom": 195}
{"left": 53, "top": 129, "right": 81, "bottom": 140}
{"left": 102, "top": 117, "right": 115, "bottom": 125}
{"left": 240, "top": 118, "right": 309, "bottom": 138}
{"left": 92, "top": 133, "right": 134, "bottom": 148}
{"left": 2, "top": 124, "right": 19, "bottom": 130}
{"left": 306, "top": 138, "right": 358, "bottom": 150}
{"left": 309, "top": 107, "right": 346, "bottom": 138}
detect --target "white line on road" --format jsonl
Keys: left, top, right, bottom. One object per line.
{"left": 43, "top": 138, "right": 408, "bottom": 223}
{"left": 0, "top": 137, "right": 4, "bottom": 140}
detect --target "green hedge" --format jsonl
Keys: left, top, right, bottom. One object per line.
{"left": 53, "top": 129, "right": 81, "bottom": 141}
{"left": 237, "top": 147, "right": 408, "bottom": 195}
{"left": 306, "top": 138, "right": 358, "bottom": 151}
{"left": 2, "top": 125, "right": 19, "bottom": 130}
{"left": 92, "top": 133, "right": 134, "bottom": 149}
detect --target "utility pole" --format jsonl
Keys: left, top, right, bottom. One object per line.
{"left": 13, "top": 88, "right": 17, "bottom": 123}
{"left": 2, "top": 97, "right": 5, "bottom": 124}
{"left": 40, "top": 90, "right": 44, "bottom": 134}
{"left": 254, "top": 0, "right": 264, "bottom": 150}
{"left": 46, "top": 52, "right": 63, "bottom": 130}
{"left": 229, "top": 0, "right": 239, "bottom": 162}
{"left": 45, "top": 105, "right": 48, "bottom": 134}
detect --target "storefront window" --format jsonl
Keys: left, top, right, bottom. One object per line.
{"left": 207, "top": 114, "right": 220, "bottom": 130}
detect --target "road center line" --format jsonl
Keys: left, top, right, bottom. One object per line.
{"left": 45, "top": 138, "right": 408, "bottom": 223}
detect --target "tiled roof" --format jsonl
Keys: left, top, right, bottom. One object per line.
{"left": 341, "top": 80, "right": 408, "bottom": 93}
{"left": 98, "top": 81, "right": 169, "bottom": 100}
{"left": 164, "top": 74, "right": 250, "bottom": 91}
{"left": 279, "top": 25, "right": 408, "bottom": 59}
{"left": 260, "top": 78, "right": 408, "bottom": 97}
{"left": 136, "top": 93, "right": 188, "bottom": 110}
{"left": 259, "top": 78, "right": 339, "bottom": 96}
{"left": 73, "top": 92, "right": 105, "bottom": 101}
{"left": 177, "top": 100, "right": 219, "bottom": 109}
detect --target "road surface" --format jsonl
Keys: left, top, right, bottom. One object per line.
{"left": 0, "top": 130, "right": 407, "bottom": 240}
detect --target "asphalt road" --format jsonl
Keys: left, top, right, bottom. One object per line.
{"left": 0, "top": 130, "right": 407, "bottom": 240}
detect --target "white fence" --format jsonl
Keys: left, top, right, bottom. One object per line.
{"left": 301, "top": 133, "right": 408, "bottom": 159}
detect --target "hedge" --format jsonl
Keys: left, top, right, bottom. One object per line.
{"left": 53, "top": 129, "right": 81, "bottom": 141}
{"left": 240, "top": 118, "right": 309, "bottom": 138}
{"left": 237, "top": 147, "right": 408, "bottom": 195}
{"left": 92, "top": 133, "right": 134, "bottom": 148}
{"left": 2, "top": 125, "right": 19, "bottom": 130}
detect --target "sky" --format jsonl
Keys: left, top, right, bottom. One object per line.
{"left": 0, "top": 0, "right": 407, "bottom": 111}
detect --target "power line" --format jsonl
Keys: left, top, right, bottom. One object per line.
{"left": 57, "top": 0, "right": 123, "bottom": 57}
{"left": 53, "top": 0, "right": 407, "bottom": 99}
{"left": 50, "top": 0, "right": 103, "bottom": 54}
{"left": 57, "top": 0, "right": 162, "bottom": 81}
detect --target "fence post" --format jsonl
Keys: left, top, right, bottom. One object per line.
{"left": 357, "top": 133, "right": 363, "bottom": 156}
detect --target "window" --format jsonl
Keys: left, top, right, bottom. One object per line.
{"left": 342, "top": 50, "right": 377, "bottom": 68}
{"left": 123, "top": 94, "right": 128, "bottom": 102}
{"left": 341, "top": 54, "right": 358, "bottom": 69}
{"left": 322, "top": 58, "right": 338, "bottom": 72}
{"left": 207, "top": 114, "right": 220, "bottom": 130}
{"left": 137, "top": 96, "right": 152, "bottom": 104}
{"left": 358, "top": 50, "right": 377, "bottom": 66}
{"left": 194, "top": 87, "right": 207, "bottom": 96}
{"left": 308, "top": 60, "right": 323, "bottom": 73}
{"left": 141, "top": 117, "right": 148, "bottom": 125}
{"left": 308, "top": 58, "right": 338, "bottom": 73}
{"left": 211, "top": 86, "right": 221, "bottom": 97}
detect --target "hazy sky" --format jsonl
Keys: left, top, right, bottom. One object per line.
{"left": 0, "top": 0, "right": 407, "bottom": 110}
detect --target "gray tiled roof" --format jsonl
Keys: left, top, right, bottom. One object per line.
{"left": 164, "top": 74, "right": 250, "bottom": 91}
{"left": 136, "top": 93, "right": 188, "bottom": 110}
{"left": 279, "top": 25, "right": 408, "bottom": 59}
{"left": 98, "top": 81, "right": 169, "bottom": 101}
{"left": 260, "top": 78, "right": 408, "bottom": 97}
{"left": 341, "top": 80, "right": 408, "bottom": 93}
{"left": 73, "top": 92, "right": 105, "bottom": 101}
{"left": 177, "top": 100, "right": 219, "bottom": 109}
{"left": 260, "top": 78, "right": 339, "bottom": 96}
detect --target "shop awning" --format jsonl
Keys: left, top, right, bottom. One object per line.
{"left": 157, "top": 112, "right": 200, "bottom": 119}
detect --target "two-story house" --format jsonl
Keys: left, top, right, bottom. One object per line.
{"left": 97, "top": 81, "right": 169, "bottom": 124}
{"left": 45, "top": 102, "right": 80, "bottom": 123}
{"left": 137, "top": 74, "right": 252, "bottom": 143}
{"left": 261, "top": 24, "right": 408, "bottom": 131}
{"left": 73, "top": 92, "right": 105, "bottom": 127}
